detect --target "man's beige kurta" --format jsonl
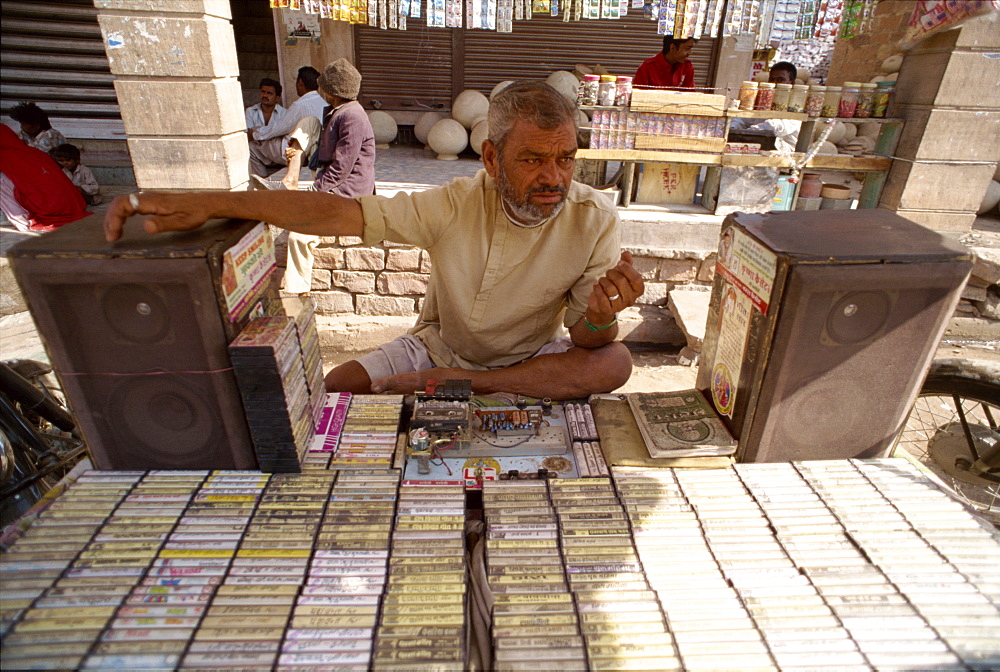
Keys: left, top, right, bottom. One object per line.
{"left": 358, "top": 170, "right": 620, "bottom": 370}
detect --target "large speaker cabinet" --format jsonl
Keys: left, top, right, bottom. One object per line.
{"left": 9, "top": 213, "right": 282, "bottom": 470}
{"left": 696, "top": 210, "right": 972, "bottom": 463}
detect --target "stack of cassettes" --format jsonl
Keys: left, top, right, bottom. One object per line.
{"left": 282, "top": 296, "right": 327, "bottom": 431}
{"left": 733, "top": 462, "right": 872, "bottom": 669}
{"left": 786, "top": 460, "right": 973, "bottom": 669}
{"left": 481, "top": 480, "right": 585, "bottom": 670}
{"left": 301, "top": 392, "right": 352, "bottom": 470}
{"left": 551, "top": 477, "right": 678, "bottom": 669}
{"left": 329, "top": 394, "right": 403, "bottom": 469}
{"left": 857, "top": 459, "right": 1000, "bottom": 668}
{"left": 0, "top": 471, "right": 147, "bottom": 670}
{"left": 183, "top": 472, "right": 331, "bottom": 669}
{"left": 613, "top": 467, "right": 765, "bottom": 669}
{"left": 230, "top": 316, "right": 314, "bottom": 472}
{"left": 564, "top": 403, "right": 609, "bottom": 477}
{"left": 166, "top": 470, "right": 275, "bottom": 669}
{"left": 671, "top": 468, "right": 792, "bottom": 669}
{"left": 89, "top": 470, "right": 218, "bottom": 670}
{"left": 281, "top": 469, "right": 398, "bottom": 668}
{"left": 374, "top": 481, "right": 466, "bottom": 670}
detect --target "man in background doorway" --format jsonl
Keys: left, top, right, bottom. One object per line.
{"left": 245, "top": 77, "right": 285, "bottom": 132}
{"left": 729, "top": 62, "right": 801, "bottom": 153}
{"left": 248, "top": 66, "right": 325, "bottom": 178}
{"left": 634, "top": 35, "right": 696, "bottom": 89}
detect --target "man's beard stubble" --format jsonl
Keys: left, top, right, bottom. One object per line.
{"left": 496, "top": 159, "right": 567, "bottom": 226}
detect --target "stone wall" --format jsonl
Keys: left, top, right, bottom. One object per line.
{"left": 825, "top": 1, "right": 913, "bottom": 86}
{"left": 273, "top": 230, "right": 716, "bottom": 346}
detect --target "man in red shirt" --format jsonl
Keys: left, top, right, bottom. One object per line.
{"left": 634, "top": 35, "right": 696, "bottom": 89}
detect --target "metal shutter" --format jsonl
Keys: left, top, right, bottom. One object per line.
{"left": 463, "top": 15, "right": 716, "bottom": 95}
{"left": 0, "top": 0, "right": 121, "bottom": 126}
{"left": 355, "top": 20, "right": 455, "bottom": 112}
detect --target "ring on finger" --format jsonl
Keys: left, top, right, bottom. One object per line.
{"left": 608, "top": 294, "right": 621, "bottom": 301}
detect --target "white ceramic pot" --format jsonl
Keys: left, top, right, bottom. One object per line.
{"left": 490, "top": 80, "right": 514, "bottom": 101}
{"left": 415, "top": 111, "right": 447, "bottom": 146}
{"left": 470, "top": 119, "right": 489, "bottom": 156}
{"left": 546, "top": 70, "right": 580, "bottom": 104}
{"left": 452, "top": 90, "right": 489, "bottom": 129}
{"left": 368, "top": 110, "right": 397, "bottom": 146}
{"left": 427, "top": 118, "right": 468, "bottom": 160}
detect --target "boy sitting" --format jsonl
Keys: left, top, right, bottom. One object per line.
{"left": 50, "top": 143, "right": 101, "bottom": 205}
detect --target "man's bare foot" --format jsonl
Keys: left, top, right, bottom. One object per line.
{"left": 370, "top": 367, "right": 469, "bottom": 394}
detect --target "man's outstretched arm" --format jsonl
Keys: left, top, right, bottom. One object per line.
{"left": 104, "top": 189, "right": 364, "bottom": 242}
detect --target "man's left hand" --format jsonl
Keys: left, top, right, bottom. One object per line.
{"left": 588, "top": 251, "right": 644, "bottom": 321}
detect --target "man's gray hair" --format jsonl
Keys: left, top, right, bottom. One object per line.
{"left": 488, "top": 81, "right": 577, "bottom": 155}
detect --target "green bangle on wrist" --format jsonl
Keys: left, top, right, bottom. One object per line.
{"left": 584, "top": 314, "right": 618, "bottom": 331}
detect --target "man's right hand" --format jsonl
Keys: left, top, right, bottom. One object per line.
{"left": 104, "top": 192, "right": 214, "bottom": 242}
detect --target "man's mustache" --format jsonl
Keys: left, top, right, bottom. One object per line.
{"left": 527, "top": 185, "right": 567, "bottom": 197}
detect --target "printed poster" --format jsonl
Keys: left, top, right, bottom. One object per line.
{"left": 221, "top": 223, "right": 277, "bottom": 324}
{"left": 710, "top": 227, "right": 776, "bottom": 418}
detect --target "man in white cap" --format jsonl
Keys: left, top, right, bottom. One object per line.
{"left": 276, "top": 58, "right": 376, "bottom": 295}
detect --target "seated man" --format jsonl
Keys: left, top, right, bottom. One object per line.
{"left": 105, "top": 82, "right": 643, "bottom": 401}
{"left": 729, "top": 62, "right": 801, "bottom": 153}
{"left": 248, "top": 66, "right": 326, "bottom": 178}
{"left": 634, "top": 35, "right": 697, "bottom": 89}
{"left": 245, "top": 77, "right": 286, "bottom": 133}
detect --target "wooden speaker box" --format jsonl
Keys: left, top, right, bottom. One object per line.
{"left": 696, "top": 210, "right": 972, "bottom": 463}
{"left": 9, "top": 212, "right": 282, "bottom": 470}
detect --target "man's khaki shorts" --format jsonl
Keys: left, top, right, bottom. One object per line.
{"left": 356, "top": 334, "right": 574, "bottom": 382}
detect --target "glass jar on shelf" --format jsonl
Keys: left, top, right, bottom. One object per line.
{"left": 597, "top": 75, "right": 617, "bottom": 106}
{"left": 738, "top": 81, "right": 758, "bottom": 111}
{"left": 821, "top": 86, "right": 842, "bottom": 117}
{"left": 754, "top": 82, "right": 775, "bottom": 110}
{"left": 580, "top": 74, "right": 600, "bottom": 106}
{"left": 873, "top": 81, "right": 896, "bottom": 118}
{"left": 855, "top": 83, "right": 876, "bottom": 118}
{"left": 788, "top": 84, "right": 809, "bottom": 114}
{"left": 806, "top": 85, "right": 826, "bottom": 117}
{"left": 772, "top": 83, "right": 792, "bottom": 111}
{"left": 838, "top": 82, "right": 861, "bottom": 118}
{"left": 615, "top": 76, "right": 633, "bottom": 106}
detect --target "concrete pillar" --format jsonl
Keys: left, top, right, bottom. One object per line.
{"left": 712, "top": 35, "right": 756, "bottom": 101}
{"left": 878, "top": 14, "right": 1000, "bottom": 232}
{"left": 95, "top": 0, "right": 249, "bottom": 190}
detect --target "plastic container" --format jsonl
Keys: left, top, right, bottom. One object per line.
{"left": 806, "top": 85, "right": 825, "bottom": 117}
{"left": 754, "top": 82, "right": 775, "bottom": 111}
{"left": 838, "top": 82, "right": 861, "bottom": 118}
{"left": 799, "top": 173, "right": 823, "bottom": 199}
{"left": 580, "top": 74, "right": 600, "bottom": 106}
{"left": 873, "top": 81, "right": 896, "bottom": 118}
{"left": 821, "top": 86, "right": 842, "bottom": 117}
{"left": 855, "top": 83, "right": 876, "bottom": 118}
{"left": 597, "top": 75, "right": 617, "bottom": 106}
{"left": 615, "top": 76, "right": 633, "bottom": 106}
{"left": 788, "top": 84, "right": 809, "bottom": 114}
{"left": 772, "top": 83, "right": 792, "bottom": 111}
{"left": 738, "top": 81, "right": 758, "bottom": 111}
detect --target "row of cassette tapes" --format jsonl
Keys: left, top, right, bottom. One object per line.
{"left": 303, "top": 393, "right": 404, "bottom": 471}
{"left": 375, "top": 481, "right": 468, "bottom": 670}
